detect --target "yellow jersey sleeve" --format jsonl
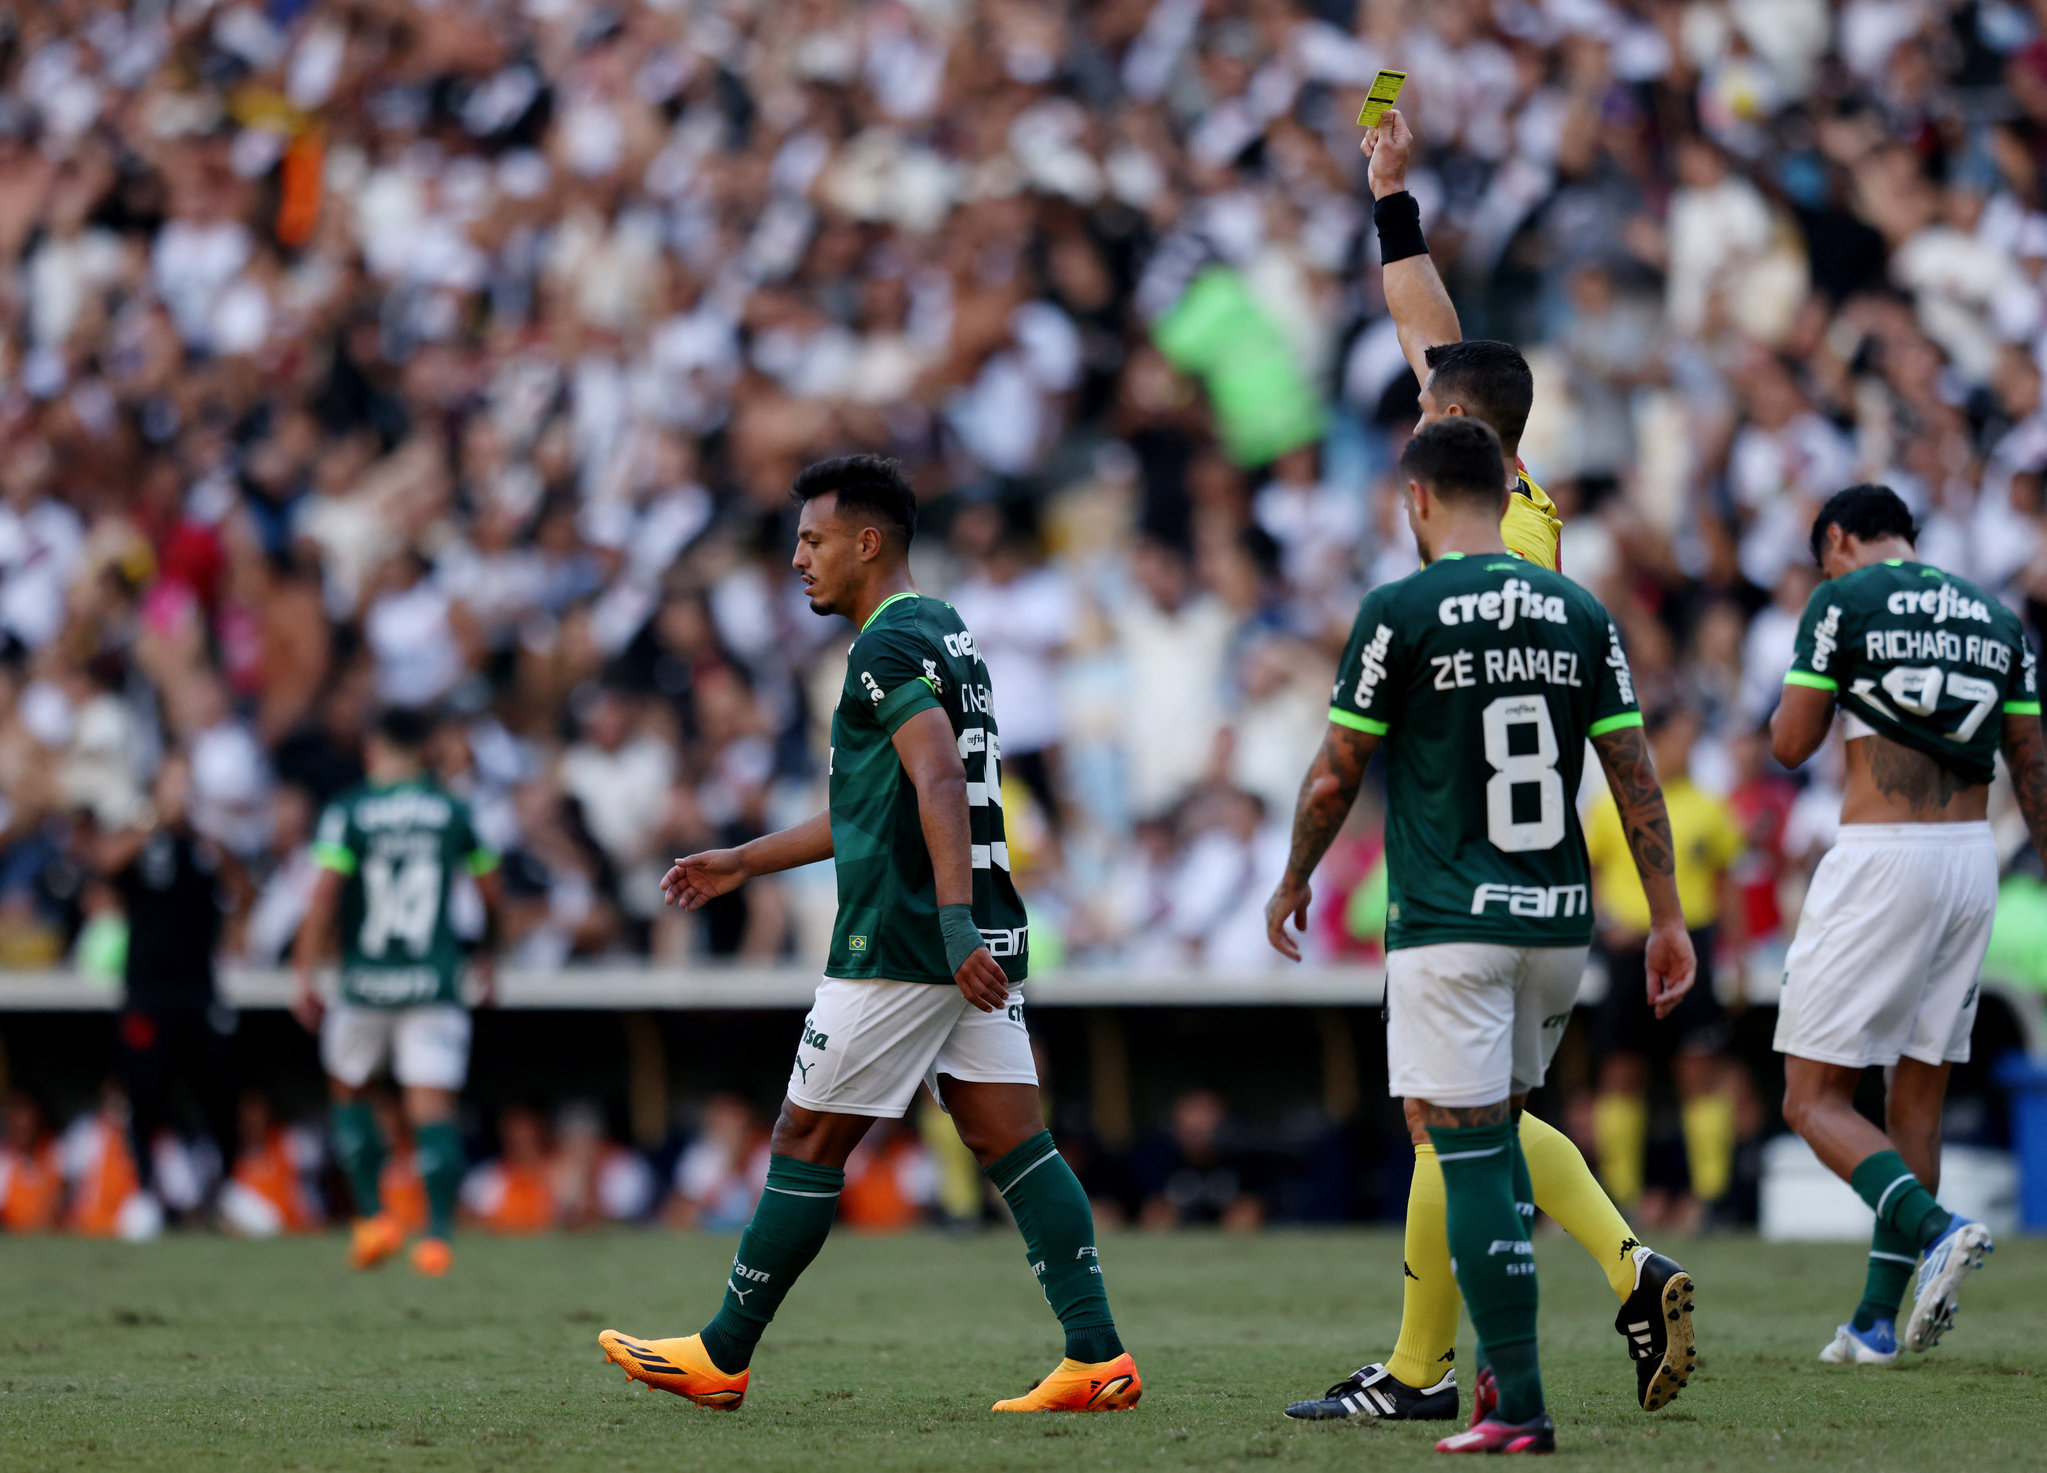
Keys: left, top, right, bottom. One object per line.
{"left": 1501, "top": 470, "right": 1562, "bottom": 571}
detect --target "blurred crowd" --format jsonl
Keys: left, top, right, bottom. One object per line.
{"left": 4, "top": 0, "right": 2047, "bottom": 1241}
{"left": 5, "top": 0, "right": 2047, "bottom": 976}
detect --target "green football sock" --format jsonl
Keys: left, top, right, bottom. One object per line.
{"left": 330, "top": 1102, "right": 386, "bottom": 1219}
{"left": 1853, "top": 1222, "right": 1918, "bottom": 1332}
{"left": 987, "top": 1130, "right": 1124, "bottom": 1364}
{"left": 413, "top": 1119, "right": 465, "bottom": 1241}
{"left": 1849, "top": 1150, "right": 1952, "bottom": 1251}
{"left": 1429, "top": 1120, "right": 1543, "bottom": 1424}
{"left": 699, "top": 1155, "right": 844, "bottom": 1374}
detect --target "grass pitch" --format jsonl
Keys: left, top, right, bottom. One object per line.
{"left": 1, "top": 1228, "right": 2042, "bottom": 1472}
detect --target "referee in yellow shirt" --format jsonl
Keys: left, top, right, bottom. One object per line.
{"left": 1584, "top": 705, "right": 1746, "bottom": 1225}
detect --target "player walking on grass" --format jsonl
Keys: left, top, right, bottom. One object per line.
{"left": 1277, "top": 107, "right": 1697, "bottom": 1429}
{"left": 293, "top": 707, "right": 503, "bottom": 1277}
{"left": 1267, "top": 419, "right": 1697, "bottom": 1454}
{"left": 1770, "top": 485, "right": 2047, "bottom": 1364}
{"left": 599, "top": 456, "right": 1136, "bottom": 1414}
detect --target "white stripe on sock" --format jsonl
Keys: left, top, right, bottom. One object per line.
{"left": 1873, "top": 1173, "right": 1917, "bottom": 1219}
{"left": 1869, "top": 1250, "right": 1918, "bottom": 1266}
{"left": 1434, "top": 1145, "right": 1506, "bottom": 1163}
{"left": 997, "top": 1149, "right": 1060, "bottom": 1196}
{"left": 764, "top": 1186, "right": 841, "bottom": 1198}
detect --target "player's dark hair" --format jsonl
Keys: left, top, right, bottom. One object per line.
{"left": 373, "top": 705, "right": 435, "bottom": 752}
{"left": 791, "top": 455, "right": 917, "bottom": 550}
{"left": 1808, "top": 483, "right": 1917, "bottom": 566}
{"left": 1422, "top": 339, "right": 1534, "bottom": 446}
{"left": 1400, "top": 417, "right": 1507, "bottom": 506}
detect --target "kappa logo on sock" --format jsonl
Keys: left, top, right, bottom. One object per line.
{"left": 1404, "top": 1260, "right": 1420, "bottom": 1281}
{"left": 1439, "top": 1350, "right": 1456, "bottom": 1363}
{"left": 1619, "top": 1237, "right": 1642, "bottom": 1259}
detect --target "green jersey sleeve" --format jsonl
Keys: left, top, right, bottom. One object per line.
{"left": 1330, "top": 584, "right": 1402, "bottom": 735}
{"left": 1785, "top": 582, "right": 1846, "bottom": 694}
{"left": 846, "top": 623, "right": 944, "bottom": 736}
{"left": 1589, "top": 612, "right": 1644, "bottom": 737}
{"left": 312, "top": 798, "right": 358, "bottom": 874}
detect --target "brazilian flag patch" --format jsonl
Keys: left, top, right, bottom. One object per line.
{"left": 848, "top": 935, "right": 868, "bottom": 952}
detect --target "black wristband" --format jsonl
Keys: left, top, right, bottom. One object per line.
{"left": 1374, "top": 190, "right": 1428, "bottom": 265}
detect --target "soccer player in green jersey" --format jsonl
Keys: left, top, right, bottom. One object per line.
{"left": 1771, "top": 485, "right": 2047, "bottom": 1364}
{"left": 599, "top": 456, "right": 1137, "bottom": 1415}
{"left": 1265, "top": 419, "right": 1697, "bottom": 1454}
{"left": 292, "top": 707, "right": 503, "bottom": 1277}
{"left": 1282, "top": 104, "right": 1695, "bottom": 1432}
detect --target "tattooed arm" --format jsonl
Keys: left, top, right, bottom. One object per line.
{"left": 2002, "top": 711, "right": 2047, "bottom": 859}
{"left": 1266, "top": 721, "right": 1381, "bottom": 961}
{"left": 1591, "top": 723, "right": 1698, "bottom": 1018}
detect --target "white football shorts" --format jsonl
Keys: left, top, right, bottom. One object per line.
{"left": 786, "top": 977, "right": 1038, "bottom": 1118}
{"left": 1774, "top": 821, "right": 1996, "bottom": 1068}
{"left": 1385, "top": 943, "right": 1589, "bottom": 1108}
{"left": 320, "top": 1004, "right": 472, "bottom": 1091}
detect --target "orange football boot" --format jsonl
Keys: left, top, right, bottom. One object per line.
{"left": 992, "top": 1353, "right": 1142, "bottom": 1412}
{"left": 347, "top": 1213, "right": 406, "bottom": 1271}
{"left": 410, "top": 1237, "right": 453, "bottom": 1277}
{"left": 598, "top": 1330, "right": 749, "bottom": 1410}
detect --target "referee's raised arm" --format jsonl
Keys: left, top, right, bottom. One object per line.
{"left": 1363, "top": 109, "right": 1461, "bottom": 383}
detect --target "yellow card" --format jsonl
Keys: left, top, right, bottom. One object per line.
{"left": 1356, "top": 69, "right": 1406, "bottom": 129}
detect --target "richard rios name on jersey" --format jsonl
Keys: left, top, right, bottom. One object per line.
{"left": 1787, "top": 560, "right": 2040, "bottom": 787}
{"left": 1332, "top": 555, "right": 1639, "bottom": 950}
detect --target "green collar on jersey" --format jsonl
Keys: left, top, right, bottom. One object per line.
{"left": 861, "top": 590, "right": 920, "bottom": 631}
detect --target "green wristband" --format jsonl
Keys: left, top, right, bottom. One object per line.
{"left": 938, "top": 904, "right": 985, "bottom": 974}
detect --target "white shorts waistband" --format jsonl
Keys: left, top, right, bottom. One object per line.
{"left": 1832, "top": 821, "right": 1993, "bottom": 846}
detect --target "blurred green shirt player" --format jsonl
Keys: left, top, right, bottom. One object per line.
{"left": 293, "top": 706, "right": 502, "bottom": 1277}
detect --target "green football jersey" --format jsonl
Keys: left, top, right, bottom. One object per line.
{"left": 1331, "top": 553, "right": 1641, "bottom": 950}
{"left": 1786, "top": 559, "right": 2040, "bottom": 787}
{"left": 826, "top": 591, "right": 1029, "bottom": 985}
{"left": 312, "top": 776, "right": 498, "bottom": 1008}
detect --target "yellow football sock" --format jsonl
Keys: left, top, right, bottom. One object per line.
{"left": 1522, "top": 1110, "right": 1641, "bottom": 1302}
{"left": 1680, "top": 1092, "right": 1736, "bottom": 1204}
{"left": 1384, "top": 1142, "right": 1460, "bottom": 1390}
{"left": 1589, "top": 1093, "right": 1647, "bottom": 1210}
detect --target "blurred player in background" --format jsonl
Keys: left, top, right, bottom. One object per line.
{"left": 1267, "top": 419, "right": 1697, "bottom": 1452}
{"left": 600, "top": 456, "right": 1136, "bottom": 1414}
{"left": 1585, "top": 705, "right": 1746, "bottom": 1226}
{"left": 1280, "top": 106, "right": 1693, "bottom": 1428}
{"left": 1771, "top": 485, "right": 2047, "bottom": 1364}
{"left": 293, "top": 707, "right": 503, "bottom": 1277}
{"left": 99, "top": 751, "right": 246, "bottom": 1225}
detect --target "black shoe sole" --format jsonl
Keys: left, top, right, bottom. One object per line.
{"left": 1640, "top": 1270, "right": 1697, "bottom": 1412}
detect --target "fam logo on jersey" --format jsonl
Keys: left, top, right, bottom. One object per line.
{"left": 1437, "top": 578, "right": 1567, "bottom": 630}
{"left": 1888, "top": 584, "right": 1992, "bottom": 624}
{"left": 1809, "top": 603, "right": 1842, "bottom": 673}
{"left": 1347, "top": 623, "right": 1395, "bottom": 711}
{"left": 1470, "top": 882, "right": 1589, "bottom": 918}
{"left": 979, "top": 924, "right": 1028, "bottom": 958}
